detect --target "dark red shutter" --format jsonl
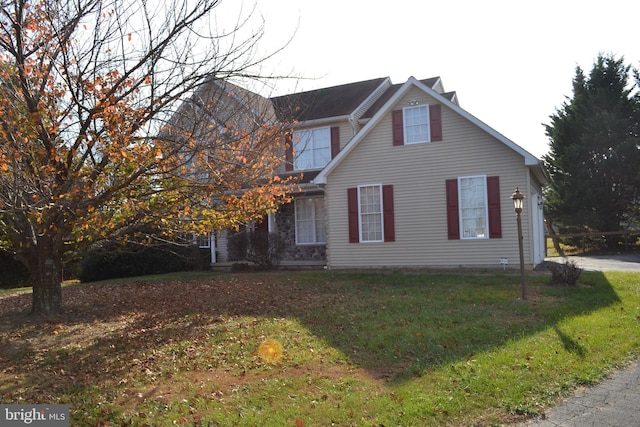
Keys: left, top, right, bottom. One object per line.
{"left": 347, "top": 187, "right": 359, "bottom": 243}
{"left": 487, "top": 176, "right": 502, "bottom": 238}
{"left": 446, "top": 179, "right": 460, "bottom": 240}
{"left": 392, "top": 110, "right": 404, "bottom": 146}
{"left": 285, "top": 133, "right": 293, "bottom": 172}
{"left": 382, "top": 185, "right": 395, "bottom": 242}
{"left": 430, "top": 104, "right": 442, "bottom": 142}
{"left": 331, "top": 126, "right": 340, "bottom": 158}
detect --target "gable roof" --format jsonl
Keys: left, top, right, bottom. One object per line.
{"left": 313, "top": 76, "right": 547, "bottom": 185}
{"left": 361, "top": 77, "right": 442, "bottom": 119}
{"left": 270, "top": 77, "right": 388, "bottom": 122}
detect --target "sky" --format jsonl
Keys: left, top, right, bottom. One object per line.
{"left": 239, "top": 0, "right": 640, "bottom": 159}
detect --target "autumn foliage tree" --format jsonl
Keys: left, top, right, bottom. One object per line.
{"left": 0, "top": 0, "right": 296, "bottom": 315}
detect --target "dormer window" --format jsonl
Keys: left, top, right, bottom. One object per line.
{"left": 404, "top": 105, "right": 430, "bottom": 144}
{"left": 392, "top": 104, "right": 442, "bottom": 145}
{"left": 293, "top": 127, "right": 331, "bottom": 170}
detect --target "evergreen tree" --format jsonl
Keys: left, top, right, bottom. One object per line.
{"left": 543, "top": 54, "right": 640, "bottom": 246}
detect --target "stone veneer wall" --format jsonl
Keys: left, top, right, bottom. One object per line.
{"left": 275, "top": 202, "right": 326, "bottom": 262}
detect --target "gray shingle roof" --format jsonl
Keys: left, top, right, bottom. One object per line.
{"left": 270, "top": 77, "right": 388, "bottom": 122}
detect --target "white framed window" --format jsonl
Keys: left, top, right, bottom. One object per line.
{"left": 404, "top": 105, "right": 430, "bottom": 144}
{"left": 359, "top": 184, "right": 383, "bottom": 242}
{"left": 194, "top": 233, "right": 211, "bottom": 248}
{"left": 295, "top": 196, "right": 326, "bottom": 244}
{"left": 458, "top": 175, "right": 488, "bottom": 239}
{"left": 293, "top": 127, "right": 331, "bottom": 170}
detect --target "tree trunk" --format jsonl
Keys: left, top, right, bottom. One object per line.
{"left": 545, "top": 216, "right": 564, "bottom": 256}
{"left": 31, "top": 257, "right": 63, "bottom": 316}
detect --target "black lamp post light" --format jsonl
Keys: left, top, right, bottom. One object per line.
{"left": 511, "top": 187, "right": 526, "bottom": 300}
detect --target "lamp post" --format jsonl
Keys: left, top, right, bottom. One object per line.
{"left": 511, "top": 187, "right": 526, "bottom": 300}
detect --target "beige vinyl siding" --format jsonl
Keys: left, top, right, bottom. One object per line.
{"left": 215, "top": 231, "right": 229, "bottom": 263}
{"left": 326, "top": 88, "right": 533, "bottom": 269}
{"left": 336, "top": 120, "right": 353, "bottom": 150}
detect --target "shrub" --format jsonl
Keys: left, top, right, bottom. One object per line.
{"left": 227, "top": 231, "right": 285, "bottom": 269}
{"left": 230, "top": 262, "right": 251, "bottom": 272}
{"left": 227, "top": 231, "right": 248, "bottom": 262}
{"left": 246, "top": 231, "right": 286, "bottom": 268}
{"left": 548, "top": 259, "right": 583, "bottom": 286}
{"left": 0, "top": 251, "right": 83, "bottom": 287}
{"left": 79, "top": 242, "right": 210, "bottom": 282}
{"left": 0, "top": 252, "right": 29, "bottom": 288}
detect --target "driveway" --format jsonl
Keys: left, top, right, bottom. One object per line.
{"left": 544, "top": 253, "right": 640, "bottom": 272}
{"left": 519, "top": 359, "right": 640, "bottom": 426}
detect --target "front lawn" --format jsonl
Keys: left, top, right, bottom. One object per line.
{"left": 1, "top": 270, "right": 639, "bottom": 426}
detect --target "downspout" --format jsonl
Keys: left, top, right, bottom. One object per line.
{"left": 525, "top": 171, "right": 533, "bottom": 267}
{"left": 315, "top": 182, "right": 329, "bottom": 271}
{"left": 210, "top": 233, "right": 216, "bottom": 264}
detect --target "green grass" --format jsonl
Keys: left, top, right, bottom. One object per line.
{"left": 1, "top": 270, "right": 639, "bottom": 426}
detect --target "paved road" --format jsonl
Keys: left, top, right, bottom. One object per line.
{"left": 520, "top": 360, "right": 640, "bottom": 426}
{"left": 520, "top": 254, "right": 640, "bottom": 426}
{"left": 545, "top": 253, "right": 640, "bottom": 272}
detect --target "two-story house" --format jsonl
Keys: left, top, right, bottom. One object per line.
{"left": 189, "top": 76, "right": 548, "bottom": 269}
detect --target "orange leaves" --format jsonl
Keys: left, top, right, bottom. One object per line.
{"left": 48, "top": 147, "right": 61, "bottom": 164}
{"left": 22, "top": 63, "right": 34, "bottom": 76}
{"left": 0, "top": 0, "right": 299, "bottom": 283}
